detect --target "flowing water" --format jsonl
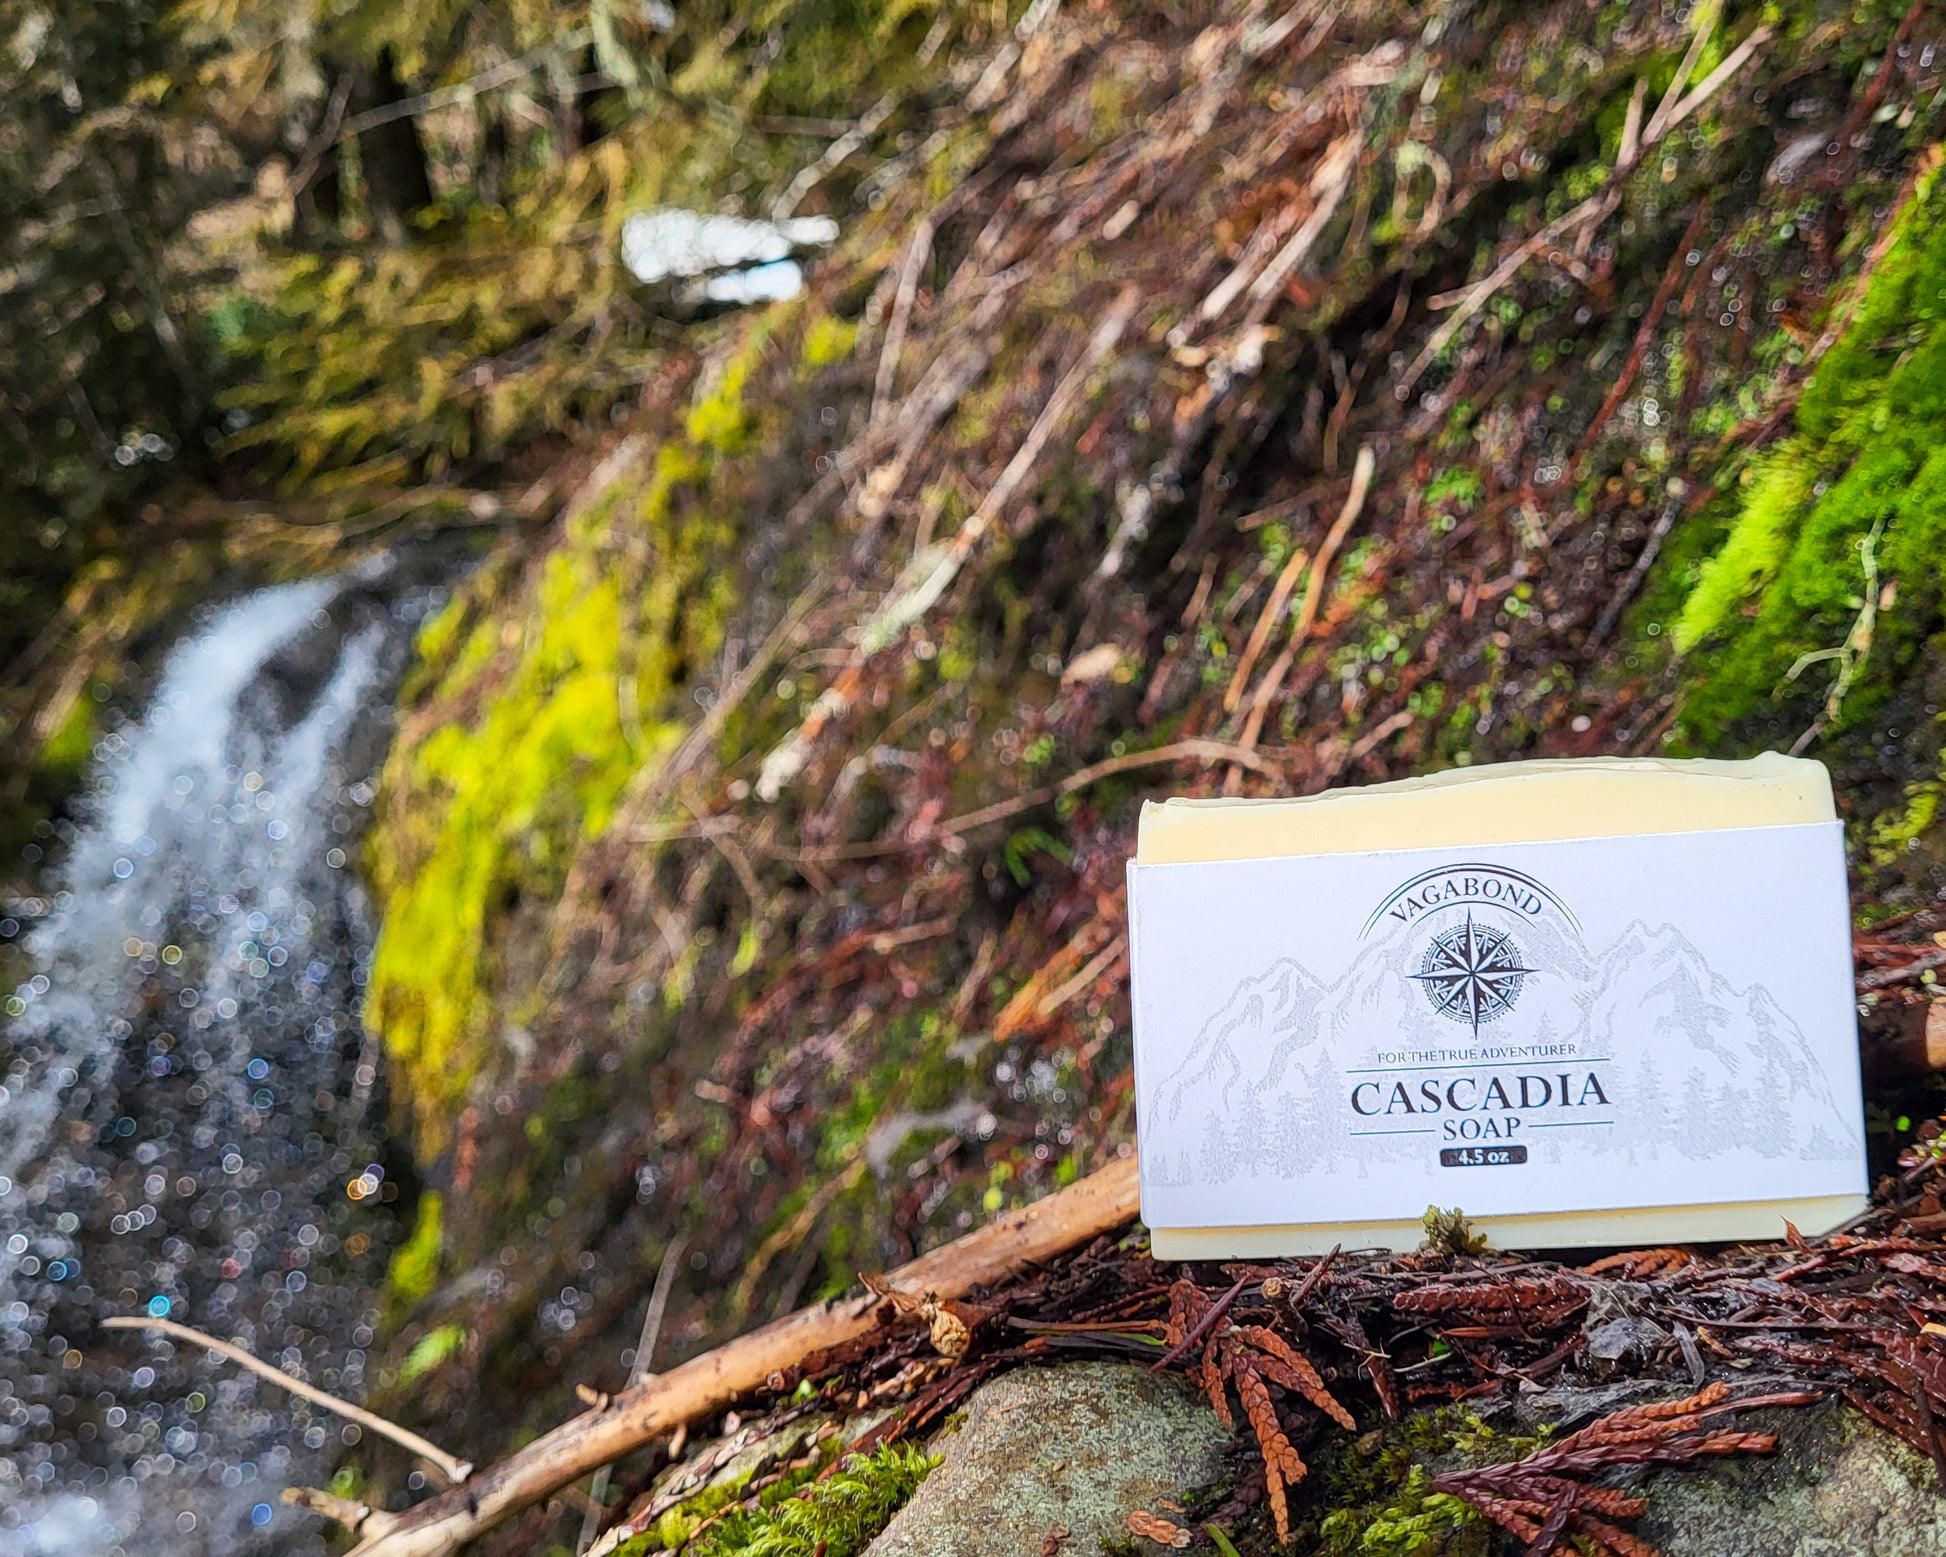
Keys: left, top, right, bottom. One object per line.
{"left": 0, "top": 557, "right": 441, "bottom": 1555}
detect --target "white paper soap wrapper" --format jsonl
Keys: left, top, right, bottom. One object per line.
{"left": 1127, "top": 754, "right": 1868, "bottom": 1257}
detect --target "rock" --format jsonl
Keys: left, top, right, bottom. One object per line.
{"left": 1637, "top": 1403, "right": 1946, "bottom": 1556}
{"left": 1583, "top": 1316, "right": 1670, "bottom": 1364}
{"left": 866, "top": 1361, "right": 1233, "bottom": 1557}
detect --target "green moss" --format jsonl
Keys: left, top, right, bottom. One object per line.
{"left": 682, "top": 1445, "right": 937, "bottom": 1557}
{"left": 216, "top": 4, "right": 998, "bottom": 485}
{"left": 1286, "top": 1410, "right": 1552, "bottom": 1557}
{"left": 385, "top": 1190, "right": 443, "bottom": 1311}
{"left": 626, "top": 1472, "right": 766, "bottom": 1554}
{"left": 366, "top": 330, "right": 765, "bottom": 1140}
{"left": 608, "top": 1442, "right": 933, "bottom": 1557}
{"left": 1319, "top": 1464, "right": 1480, "bottom": 1556}
{"left": 1869, "top": 772, "right": 1944, "bottom": 866}
{"left": 395, "top": 1321, "right": 467, "bottom": 1385}
{"left": 38, "top": 692, "right": 98, "bottom": 776}
{"left": 1665, "top": 158, "right": 1946, "bottom": 765}
{"left": 801, "top": 313, "right": 862, "bottom": 372}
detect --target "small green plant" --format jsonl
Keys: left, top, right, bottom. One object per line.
{"left": 1294, "top": 1409, "right": 1553, "bottom": 1557}
{"left": 1321, "top": 1464, "right": 1479, "bottom": 1555}
{"left": 1420, "top": 1206, "right": 1489, "bottom": 1257}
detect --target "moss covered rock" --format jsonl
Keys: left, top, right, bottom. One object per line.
{"left": 1634, "top": 1402, "right": 1946, "bottom": 1557}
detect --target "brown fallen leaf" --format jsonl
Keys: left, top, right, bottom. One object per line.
{"left": 1127, "top": 1510, "right": 1192, "bottom": 1548}
{"left": 860, "top": 1272, "right": 993, "bottom": 1360}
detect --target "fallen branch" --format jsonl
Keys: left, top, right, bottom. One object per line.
{"left": 341, "top": 1156, "right": 1141, "bottom": 1557}
{"left": 103, "top": 1316, "right": 472, "bottom": 1485}
{"left": 283, "top": 1485, "right": 399, "bottom": 1539}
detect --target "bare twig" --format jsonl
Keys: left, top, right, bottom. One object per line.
{"left": 1225, "top": 541, "right": 1311, "bottom": 712}
{"left": 282, "top": 1486, "right": 397, "bottom": 1538}
{"left": 1149, "top": 1273, "right": 1248, "bottom": 1373}
{"left": 772, "top": 91, "right": 900, "bottom": 221}
{"left": 925, "top": 739, "right": 1281, "bottom": 837}
{"left": 103, "top": 1316, "right": 473, "bottom": 1485}
{"left": 1244, "top": 131, "right": 1364, "bottom": 325}
{"left": 1640, "top": 7, "right": 1716, "bottom": 147}
{"left": 1199, "top": 130, "right": 1361, "bottom": 325}
{"left": 1574, "top": 205, "right": 1707, "bottom": 466}
{"left": 756, "top": 289, "right": 1139, "bottom": 801}
{"left": 289, "top": 74, "right": 355, "bottom": 200}
{"left": 1590, "top": 494, "right": 1683, "bottom": 646}
{"left": 741, "top": 738, "right": 1279, "bottom": 867}
{"left": 1859, "top": 949, "right": 1946, "bottom": 991}
{"left": 1787, "top": 515, "right": 1886, "bottom": 755}
{"left": 729, "top": 1162, "right": 867, "bottom": 1317}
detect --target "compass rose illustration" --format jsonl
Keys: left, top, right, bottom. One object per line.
{"left": 1411, "top": 912, "right": 1534, "bottom": 1036}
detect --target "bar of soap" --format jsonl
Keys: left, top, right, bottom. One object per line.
{"left": 1128, "top": 754, "right": 1869, "bottom": 1258}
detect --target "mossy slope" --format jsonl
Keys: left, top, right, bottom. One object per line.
{"left": 1653, "top": 148, "right": 1946, "bottom": 879}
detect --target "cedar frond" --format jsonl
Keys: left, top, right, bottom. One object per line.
{"left": 1232, "top": 1324, "right": 1356, "bottom": 1429}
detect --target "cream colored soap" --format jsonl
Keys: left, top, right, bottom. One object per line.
{"left": 1136, "top": 753, "right": 1866, "bottom": 1258}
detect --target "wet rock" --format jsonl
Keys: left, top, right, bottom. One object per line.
{"left": 867, "top": 1361, "right": 1233, "bottom": 1557}
{"left": 1583, "top": 1315, "right": 1668, "bottom": 1364}
{"left": 1636, "top": 1403, "right": 1946, "bottom": 1556}
{"left": 1580, "top": 1282, "right": 1669, "bottom": 1369}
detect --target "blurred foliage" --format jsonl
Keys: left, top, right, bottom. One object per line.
{"left": 0, "top": 0, "right": 1011, "bottom": 739}
{"left": 192, "top": 0, "right": 1004, "bottom": 484}
{"left": 0, "top": 0, "right": 232, "bottom": 675}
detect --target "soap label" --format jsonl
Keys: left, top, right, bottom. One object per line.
{"left": 1127, "top": 821, "right": 1867, "bottom": 1231}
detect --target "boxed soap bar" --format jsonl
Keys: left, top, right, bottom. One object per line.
{"left": 1127, "top": 754, "right": 1869, "bottom": 1258}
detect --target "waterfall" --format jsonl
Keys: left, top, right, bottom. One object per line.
{"left": 0, "top": 558, "right": 437, "bottom": 1556}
